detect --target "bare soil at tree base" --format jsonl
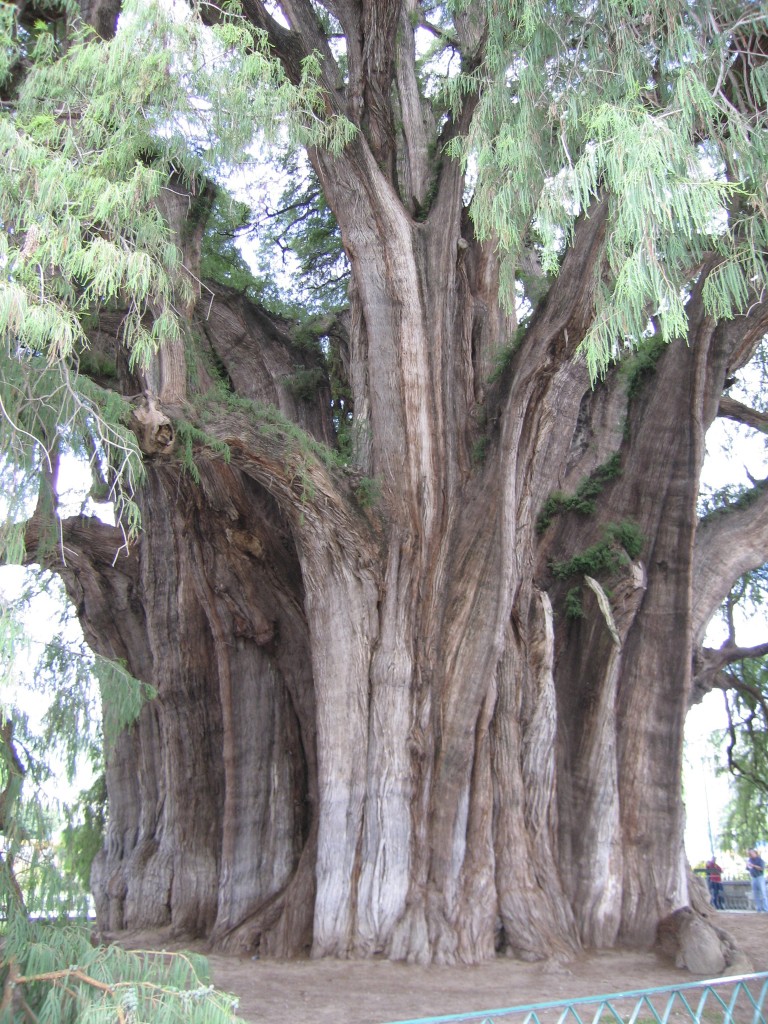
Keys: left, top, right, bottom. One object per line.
{"left": 114, "top": 910, "right": 768, "bottom": 1024}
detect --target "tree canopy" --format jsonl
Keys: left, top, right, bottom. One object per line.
{"left": 1, "top": 0, "right": 767, "bottom": 485}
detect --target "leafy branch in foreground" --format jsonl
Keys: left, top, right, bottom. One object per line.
{"left": 0, "top": 577, "right": 241, "bottom": 1021}
{"left": 1, "top": 918, "right": 240, "bottom": 1023}
{"left": 0, "top": 573, "right": 155, "bottom": 920}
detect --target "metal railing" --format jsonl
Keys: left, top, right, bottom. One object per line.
{"left": 382, "top": 972, "right": 768, "bottom": 1024}
{"left": 692, "top": 876, "right": 754, "bottom": 911}
{"left": 721, "top": 882, "right": 753, "bottom": 911}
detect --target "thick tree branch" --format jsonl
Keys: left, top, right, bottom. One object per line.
{"left": 453, "top": 3, "right": 487, "bottom": 60}
{"left": 24, "top": 509, "right": 128, "bottom": 573}
{"left": 23, "top": 512, "right": 151, "bottom": 686}
{"left": 723, "top": 699, "right": 768, "bottom": 795}
{"left": 698, "top": 640, "right": 768, "bottom": 676}
{"left": 323, "top": 0, "right": 365, "bottom": 122}
{"left": 395, "top": 1, "right": 433, "bottom": 211}
{"left": 503, "top": 200, "right": 609, "bottom": 378}
{"left": 278, "top": 0, "right": 342, "bottom": 76}
{"left": 77, "top": 0, "right": 121, "bottom": 38}
{"left": 323, "top": 0, "right": 361, "bottom": 21}
{"left": 691, "top": 643, "right": 768, "bottom": 706}
{"left": 239, "top": 0, "right": 341, "bottom": 96}
{"left": 717, "top": 294, "right": 768, "bottom": 375}
{"left": 255, "top": 0, "right": 404, "bottom": 180}
{"left": 192, "top": 405, "right": 380, "bottom": 560}
{"left": 719, "top": 394, "right": 768, "bottom": 432}
{"left": 692, "top": 480, "right": 768, "bottom": 644}
{"left": 722, "top": 666, "right": 768, "bottom": 713}
{"left": 358, "top": 0, "right": 401, "bottom": 174}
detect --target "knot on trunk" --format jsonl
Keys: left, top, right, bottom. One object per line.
{"left": 130, "top": 396, "right": 176, "bottom": 457}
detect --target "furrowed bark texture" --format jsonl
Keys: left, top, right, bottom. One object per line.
{"left": 42, "top": 0, "right": 768, "bottom": 966}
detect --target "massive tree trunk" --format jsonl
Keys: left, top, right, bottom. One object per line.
{"left": 53, "top": 199, "right": 768, "bottom": 963}
{"left": 25, "top": 0, "right": 768, "bottom": 965}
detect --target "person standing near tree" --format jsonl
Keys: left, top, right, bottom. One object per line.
{"left": 746, "top": 849, "right": 767, "bottom": 911}
{"left": 705, "top": 858, "right": 725, "bottom": 910}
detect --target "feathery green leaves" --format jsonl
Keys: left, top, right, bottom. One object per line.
{"left": 2, "top": 917, "right": 241, "bottom": 1022}
{"left": 451, "top": 0, "right": 768, "bottom": 376}
{"left": 0, "top": 0, "right": 357, "bottom": 542}
{"left": 0, "top": 573, "right": 155, "bottom": 922}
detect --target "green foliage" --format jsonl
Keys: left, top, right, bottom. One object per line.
{"left": 95, "top": 655, "right": 156, "bottom": 755}
{"left": 285, "top": 366, "right": 326, "bottom": 402}
{"left": 327, "top": 342, "right": 354, "bottom": 461}
{"left": 0, "top": 573, "right": 153, "bottom": 919}
{"left": 720, "top": 788, "right": 768, "bottom": 856}
{"left": 550, "top": 519, "right": 644, "bottom": 581}
{"left": 0, "top": 350, "right": 143, "bottom": 558}
{"left": 235, "top": 147, "right": 348, "bottom": 318}
{"left": 721, "top": 566, "right": 768, "bottom": 628}
{"left": 537, "top": 453, "right": 623, "bottom": 532}
{"left": 0, "top": 78, "right": 188, "bottom": 363}
{"left": 75, "top": 349, "right": 118, "bottom": 384}
{"left": 622, "top": 336, "right": 667, "bottom": 400}
{"left": 564, "top": 586, "right": 585, "bottom": 620}
{"left": 175, "top": 421, "right": 231, "bottom": 485}
{"left": 487, "top": 339, "right": 518, "bottom": 385}
{"left": 199, "top": 190, "right": 268, "bottom": 301}
{"left": 212, "top": 390, "right": 346, "bottom": 475}
{"left": 0, "top": 568, "right": 239, "bottom": 1019}
{"left": 60, "top": 774, "right": 107, "bottom": 891}
{"left": 1, "top": 916, "right": 240, "bottom": 1023}
{"left": 715, "top": 654, "right": 768, "bottom": 852}
{"left": 0, "top": 0, "right": 177, "bottom": 537}
{"left": 609, "top": 520, "right": 644, "bottom": 561}
{"left": 268, "top": 152, "right": 347, "bottom": 311}
{"left": 720, "top": 764, "right": 768, "bottom": 856}
{"left": 0, "top": 0, "right": 358, "bottom": 540}
{"left": 448, "top": 0, "right": 768, "bottom": 377}
{"left": 709, "top": 567, "right": 768, "bottom": 856}
{"left": 353, "top": 476, "right": 380, "bottom": 510}
{"left": 700, "top": 478, "right": 768, "bottom": 524}
{"left": 471, "top": 436, "right": 489, "bottom": 465}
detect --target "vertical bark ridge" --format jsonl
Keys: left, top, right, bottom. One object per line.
{"left": 59, "top": 455, "right": 326, "bottom": 949}
{"left": 395, "top": 1, "right": 433, "bottom": 212}
{"left": 184, "top": 535, "right": 307, "bottom": 945}
{"left": 492, "top": 608, "right": 577, "bottom": 960}
{"left": 356, "top": 532, "right": 416, "bottom": 954}
{"left": 613, "top": 326, "right": 714, "bottom": 944}
{"left": 316, "top": 151, "right": 422, "bottom": 509}
{"left": 455, "top": 678, "right": 498, "bottom": 963}
{"left": 297, "top": 517, "right": 380, "bottom": 956}
{"left": 311, "top": 144, "right": 455, "bottom": 958}
{"left": 360, "top": 0, "right": 400, "bottom": 175}
{"left": 474, "top": 204, "right": 626, "bottom": 957}
{"left": 557, "top": 578, "right": 639, "bottom": 947}
{"left": 135, "top": 472, "right": 224, "bottom": 935}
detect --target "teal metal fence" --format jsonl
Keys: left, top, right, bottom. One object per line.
{"left": 382, "top": 972, "right": 768, "bottom": 1024}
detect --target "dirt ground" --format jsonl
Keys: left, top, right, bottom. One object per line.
{"left": 117, "top": 911, "right": 768, "bottom": 1024}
